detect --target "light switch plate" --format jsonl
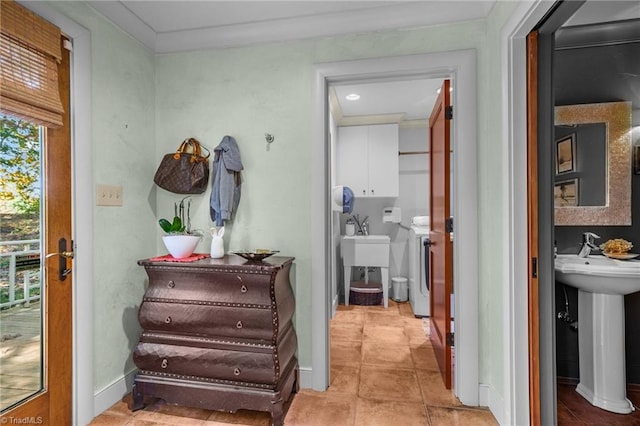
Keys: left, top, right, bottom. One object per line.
{"left": 96, "top": 184, "right": 123, "bottom": 206}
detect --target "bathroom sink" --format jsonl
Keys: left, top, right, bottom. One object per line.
{"left": 555, "top": 254, "right": 640, "bottom": 414}
{"left": 554, "top": 254, "right": 640, "bottom": 295}
{"left": 341, "top": 235, "right": 390, "bottom": 267}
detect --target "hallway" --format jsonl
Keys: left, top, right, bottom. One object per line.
{"left": 89, "top": 300, "right": 496, "bottom": 425}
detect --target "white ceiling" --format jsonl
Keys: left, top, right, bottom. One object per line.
{"left": 333, "top": 78, "right": 443, "bottom": 121}
{"left": 87, "top": 0, "right": 496, "bottom": 53}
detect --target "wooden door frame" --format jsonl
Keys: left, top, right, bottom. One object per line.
{"left": 501, "top": 2, "right": 554, "bottom": 425}
{"left": 1, "top": 35, "right": 72, "bottom": 426}
{"left": 18, "top": 2, "right": 94, "bottom": 424}
{"left": 527, "top": 4, "right": 586, "bottom": 425}
{"left": 527, "top": 30, "right": 541, "bottom": 426}
{"left": 45, "top": 38, "right": 73, "bottom": 424}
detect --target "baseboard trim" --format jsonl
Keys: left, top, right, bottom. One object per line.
{"left": 299, "top": 366, "right": 313, "bottom": 389}
{"left": 557, "top": 376, "right": 579, "bottom": 386}
{"left": 479, "top": 383, "right": 505, "bottom": 425}
{"left": 93, "top": 369, "right": 137, "bottom": 417}
{"left": 93, "top": 366, "right": 313, "bottom": 418}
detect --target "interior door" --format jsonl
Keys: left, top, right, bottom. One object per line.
{"left": 0, "top": 39, "right": 73, "bottom": 424}
{"left": 527, "top": 30, "right": 541, "bottom": 426}
{"left": 428, "top": 79, "right": 453, "bottom": 389}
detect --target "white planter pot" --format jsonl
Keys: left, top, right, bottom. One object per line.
{"left": 162, "top": 235, "right": 200, "bottom": 259}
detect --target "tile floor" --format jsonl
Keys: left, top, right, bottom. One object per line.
{"left": 89, "top": 300, "right": 497, "bottom": 425}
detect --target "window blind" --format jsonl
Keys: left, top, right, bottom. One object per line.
{"left": 0, "top": 0, "right": 64, "bottom": 127}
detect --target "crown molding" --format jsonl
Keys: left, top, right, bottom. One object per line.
{"left": 400, "top": 119, "right": 428, "bottom": 129}
{"left": 88, "top": 1, "right": 157, "bottom": 51}
{"left": 87, "top": 1, "right": 494, "bottom": 53}
{"left": 337, "top": 113, "right": 405, "bottom": 127}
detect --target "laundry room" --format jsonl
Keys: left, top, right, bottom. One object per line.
{"left": 326, "top": 74, "right": 461, "bottom": 401}
{"left": 328, "top": 77, "right": 444, "bottom": 316}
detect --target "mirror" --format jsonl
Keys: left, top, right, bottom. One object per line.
{"left": 554, "top": 101, "right": 631, "bottom": 226}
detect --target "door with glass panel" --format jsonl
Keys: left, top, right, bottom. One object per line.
{"left": 0, "top": 1, "right": 72, "bottom": 423}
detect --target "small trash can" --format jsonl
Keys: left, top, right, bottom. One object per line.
{"left": 392, "top": 277, "right": 408, "bottom": 302}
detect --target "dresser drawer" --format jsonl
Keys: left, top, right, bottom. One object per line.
{"left": 139, "top": 301, "right": 275, "bottom": 341}
{"left": 133, "top": 326, "right": 297, "bottom": 387}
{"left": 134, "top": 342, "right": 275, "bottom": 386}
{"left": 144, "top": 269, "right": 273, "bottom": 307}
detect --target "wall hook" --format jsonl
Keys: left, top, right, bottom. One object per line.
{"left": 265, "top": 133, "right": 275, "bottom": 144}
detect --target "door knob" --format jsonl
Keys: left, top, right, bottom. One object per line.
{"left": 45, "top": 238, "right": 73, "bottom": 281}
{"left": 45, "top": 251, "right": 74, "bottom": 259}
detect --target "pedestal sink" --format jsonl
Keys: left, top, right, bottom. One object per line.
{"left": 341, "top": 235, "right": 390, "bottom": 308}
{"left": 555, "top": 254, "right": 640, "bottom": 414}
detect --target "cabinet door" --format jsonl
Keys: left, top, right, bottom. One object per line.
{"left": 337, "top": 126, "right": 368, "bottom": 197}
{"left": 367, "top": 124, "right": 399, "bottom": 197}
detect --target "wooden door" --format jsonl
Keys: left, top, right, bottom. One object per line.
{"left": 428, "top": 79, "right": 453, "bottom": 389}
{"left": 527, "top": 30, "right": 541, "bottom": 426}
{"left": 0, "top": 39, "right": 73, "bottom": 425}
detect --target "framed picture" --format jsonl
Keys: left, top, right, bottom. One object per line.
{"left": 634, "top": 145, "right": 640, "bottom": 175}
{"left": 556, "top": 133, "right": 576, "bottom": 174}
{"left": 554, "top": 179, "right": 579, "bottom": 207}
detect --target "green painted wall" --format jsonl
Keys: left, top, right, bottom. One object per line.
{"left": 478, "top": 0, "right": 521, "bottom": 400}
{"left": 51, "top": 0, "right": 524, "bottom": 407}
{"left": 154, "top": 20, "right": 488, "bottom": 375}
{"left": 49, "top": 2, "right": 157, "bottom": 393}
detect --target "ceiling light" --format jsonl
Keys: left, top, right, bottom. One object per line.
{"left": 345, "top": 93, "right": 360, "bottom": 101}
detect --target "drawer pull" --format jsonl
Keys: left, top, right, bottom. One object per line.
{"left": 240, "top": 285, "right": 248, "bottom": 293}
{"left": 234, "top": 368, "right": 241, "bottom": 376}
{"left": 167, "top": 280, "right": 175, "bottom": 289}
{"left": 236, "top": 321, "right": 243, "bottom": 329}
{"left": 164, "top": 316, "right": 172, "bottom": 324}
{"left": 161, "top": 359, "right": 168, "bottom": 369}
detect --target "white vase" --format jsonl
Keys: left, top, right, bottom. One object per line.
{"left": 162, "top": 235, "right": 200, "bottom": 259}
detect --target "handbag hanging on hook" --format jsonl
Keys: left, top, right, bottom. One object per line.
{"left": 154, "top": 138, "right": 211, "bottom": 194}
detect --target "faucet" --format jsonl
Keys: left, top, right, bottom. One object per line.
{"left": 361, "top": 217, "right": 369, "bottom": 236}
{"left": 350, "top": 214, "right": 369, "bottom": 236}
{"left": 577, "top": 232, "right": 600, "bottom": 258}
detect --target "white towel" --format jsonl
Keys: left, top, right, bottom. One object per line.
{"left": 412, "top": 216, "right": 429, "bottom": 226}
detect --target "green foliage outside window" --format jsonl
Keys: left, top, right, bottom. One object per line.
{"left": 0, "top": 115, "right": 40, "bottom": 215}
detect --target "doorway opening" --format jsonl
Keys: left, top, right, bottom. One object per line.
{"left": 310, "top": 50, "right": 479, "bottom": 406}
{"left": 532, "top": 2, "right": 640, "bottom": 424}
{"left": 327, "top": 75, "right": 446, "bottom": 388}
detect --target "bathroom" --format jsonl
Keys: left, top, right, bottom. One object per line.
{"left": 549, "top": 7, "right": 640, "bottom": 422}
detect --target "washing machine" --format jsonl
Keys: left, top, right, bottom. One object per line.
{"left": 408, "top": 222, "right": 430, "bottom": 317}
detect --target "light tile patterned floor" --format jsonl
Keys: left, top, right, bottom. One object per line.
{"left": 89, "top": 300, "right": 497, "bottom": 425}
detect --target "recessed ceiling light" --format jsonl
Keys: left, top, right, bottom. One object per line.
{"left": 345, "top": 93, "right": 360, "bottom": 101}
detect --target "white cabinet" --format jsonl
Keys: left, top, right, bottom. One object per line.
{"left": 337, "top": 124, "right": 399, "bottom": 197}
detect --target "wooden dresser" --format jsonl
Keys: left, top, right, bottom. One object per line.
{"left": 131, "top": 255, "right": 298, "bottom": 425}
